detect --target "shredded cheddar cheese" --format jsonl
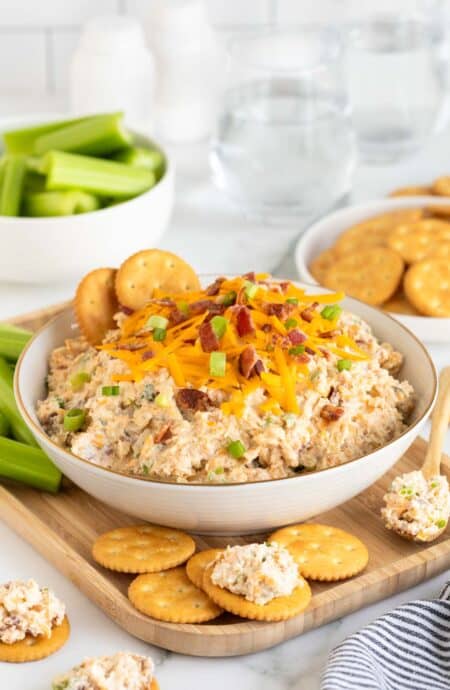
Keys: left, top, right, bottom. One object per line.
{"left": 100, "top": 275, "right": 368, "bottom": 416}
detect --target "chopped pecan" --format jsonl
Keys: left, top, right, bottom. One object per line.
{"left": 154, "top": 424, "right": 172, "bottom": 444}
{"left": 176, "top": 388, "right": 214, "bottom": 412}
{"left": 265, "top": 302, "right": 295, "bottom": 320}
{"left": 320, "top": 404, "right": 344, "bottom": 422}
{"left": 319, "top": 329, "right": 341, "bottom": 339}
{"left": 141, "top": 350, "right": 154, "bottom": 361}
{"left": 305, "top": 346, "right": 315, "bottom": 355}
{"left": 300, "top": 302, "right": 319, "bottom": 322}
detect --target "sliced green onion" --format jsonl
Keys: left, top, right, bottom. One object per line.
{"left": 0, "top": 155, "right": 27, "bottom": 216}
{"left": 146, "top": 315, "right": 168, "bottom": 330}
{"left": 43, "top": 151, "right": 155, "bottom": 199}
{"left": 3, "top": 115, "right": 89, "bottom": 154}
{"left": 209, "top": 351, "right": 226, "bottom": 377}
{"left": 289, "top": 345, "right": 305, "bottom": 356}
{"left": 155, "top": 393, "right": 169, "bottom": 407}
{"left": 215, "top": 466, "right": 224, "bottom": 474}
{"left": 244, "top": 281, "right": 258, "bottom": 299}
{"left": 227, "top": 440, "right": 246, "bottom": 459}
{"left": 112, "top": 146, "right": 165, "bottom": 179}
{"left": 0, "top": 409, "right": 10, "bottom": 436}
{"left": 286, "top": 298, "right": 299, "bottom": 305}
{"left": 211, "top": 316, "right": 228, "bottom": 339}
{"left": 0, "top": 357, "right": 37, "bottom": 446}
{"left": 0, "top": 436, "right": 61, "bottom": 493}
{"left": 284, "top": 318, "right": 298, "bottom": 330}
{"left": 153, "top": 328, "right": 166, "bottom": 342}
{"left": 34, "top": 112, "right": 131, "bottom": 156}
{"left": 321, "top": 304, "right": 342, "bottom": 321}
{"left": 63, "top": 408, "right": 86, "bottom": 432}
{"left": 24, "top": 190, "right": 101, "bottom": 217}
{"left": 436, "top": 518, "right": 447, "bottom": 528}
{"left": 101, "top": 385, "right": 120, "bottom": 396}
{"left": 337, "top": 359, "right": 352, "bottom": 372}
{"left": 177, "top": 301, "right": 190, "bottom": 317}
{"left": 221, "top": 291, "right": 237, "bottom": 306}
{"left": 70, "top": 371, "right": 91, "bottom": 391}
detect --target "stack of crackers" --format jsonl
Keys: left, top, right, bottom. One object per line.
{"left": 92, "top": 522, "right": 368, "bottom": 624}
{"left": 309, "top": 206, "right": 450, "bottom": 318}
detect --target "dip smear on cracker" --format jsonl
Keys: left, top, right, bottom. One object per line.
{"left": 37, "top": 271, "right": 415, "bottom": 484}
{"left": 52, "top": 652, "right": 156, "bottom": 690}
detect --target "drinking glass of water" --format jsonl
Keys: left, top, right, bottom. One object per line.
{"left": 347, "top": 15, "right": 445, "bottom": 163}
{"left": 210, "top": 28, "right": 356, "bottom": 223}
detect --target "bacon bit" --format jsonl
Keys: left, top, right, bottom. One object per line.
{"left": 199, "top": 321, "right": 219, "bottom": 352}
{"left": 236, "top": 307, "right": 255, "bottom": 337}
{"left": 189, "top": 300, "right": 218, "bottom": 316}
{"left": 141, "top": 350, "right": 154, "bottom": 361}
{"left": 319, "top": 347, "right": 331, "bottom": 360}
{"left": 261, "top": 323, "right": 272, "bottom": 333}
{"left": 305, "top": 346, "right": 315, "bottom": 356}
{"left": 265, "top": 302, "right": 295, "bottom": 320}
{"left": 176, "top": 388, "right": 214, "bottom": 412}
{"left": 168, "top": 309, "right": 187, "bottom": 326}
{"left": 154, "top": 424, "right": 172, "bottom": 444}
{"left": 206, "top": 276, "right": 226, "bottom": 296}
{"left": 295, "top": 353, "right": 310, "bottom": 364}
{"left": 320, "top": 404, "right": 344, "bottom": 422}
{"left": 242, "top": 271, "right": 256, "bottom": 281}
{"left": 279, "top": 281, "right": 290, "bottom": 293}
{"left": 119, "top": 304, "right": 134, "bottom": 315}
{"left": 288, "top": 329, "right": 306, "bottom": 345}
{"left": 236, "top": 287, "right": 248, "bottom": 305}
{"left": 239, "top": 345, "right": 264, "bottom": 379}
{"left": 319, "top": 329, "right": 341, "bottom": 339}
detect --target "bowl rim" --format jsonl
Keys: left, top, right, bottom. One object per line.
{"left": 295, "top": 195, "right": 450, "bottom": 325}
{"left": 14, "top": 282, "right": 437, "bottom": 491}
{"left": 0, "top": 114, "right": 173, "bottom": 224}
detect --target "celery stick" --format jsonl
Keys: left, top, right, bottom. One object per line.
{"left": 24, "top": 190, "right": 101, "bottom": 217}
{"left": 0, "top": 409, "right": 10, "bottom": 436}
{"left": 0, "top": 436, "right": 61, "bottom": 493}
{"left": 3, "top": 115, "right": 90, "bottom": 154}
{"left": 0, "top": 323, "right": 31, "bottom": 361}
{"left": 26, "top": 156, "right": 46, "bottom": 174}
{"left": 0, "top": 357, "right": 37, "bottom": 447}
{"left": 0, "top": 155, "right": 26, "bottom": 216}
{"left": 45, "top": 151, "right": 156, "bottom": 199}
{"left": 34, "top": 112, "right": 132, "bottom": 157}
{"left": 112, "top": 146, "right": 165, "bottom": 179}
{"left": 23, "top": 170, "right": 46, "bottom": 194}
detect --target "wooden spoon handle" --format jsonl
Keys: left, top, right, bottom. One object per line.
{"left": 422, "top": 367, "right": 450, "bottom": 479}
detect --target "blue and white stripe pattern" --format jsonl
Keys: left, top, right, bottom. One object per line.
{"left": 322, "top": 583, "right": 450, "bottom": 690}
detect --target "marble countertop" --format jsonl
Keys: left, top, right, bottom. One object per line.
{"left": 1, "top": 100, "right": 450, "bottom": 690}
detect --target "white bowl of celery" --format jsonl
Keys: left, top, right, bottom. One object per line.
{"left": 0, "top": 112, "right": 174, "bottom": 283}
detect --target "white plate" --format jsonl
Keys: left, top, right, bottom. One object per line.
{"left": 295, "top": 196, "right": 450, "bottom": 344}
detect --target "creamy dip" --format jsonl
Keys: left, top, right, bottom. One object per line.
{"left": 0, "top": 579, "right": 65, "bottom": 644}
{"left": 382, "top": 471, "right": 450, "bottom": 540}
{"left": 52, "top": 652, "right": 154, "bottom": 690}
{"left": 211, "top": 542, "right": 299, "bottom": 605}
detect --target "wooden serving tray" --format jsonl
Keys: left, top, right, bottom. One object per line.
{"left": 1, "top": 303, "right": 449, "bottom": 657}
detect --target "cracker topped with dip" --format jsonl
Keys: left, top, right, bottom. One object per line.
{"left": 36, "top": 250, "right": 415, "bottom": 484}
{"left": 52, "top": 652, "right": 159, "bottom": 690}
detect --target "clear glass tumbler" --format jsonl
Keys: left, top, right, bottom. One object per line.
{"left": 347, "top": 15, "right": 445, "bottom": 163}
{"left": 210, "top": 28, "right": 356, "bottom": 223}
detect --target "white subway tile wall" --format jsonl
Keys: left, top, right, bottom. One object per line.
{"left": 0, "top": 0, "right": 439, "bottom": 95}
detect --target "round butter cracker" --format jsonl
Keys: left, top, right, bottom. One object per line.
{"left": 322, "top": 248, "right": 404, "bottom": 306}
{"left": 270, "top": 524, "right": 369, "bottom": 582}
{"left": 432, "top": 176, "right": 450, "bottom": 197}
{"left": 75, "top": 267, "right": 118, "bottom": 345}
{"left": 404, "top": 258, "right": 450, "bottom": 317}
{"left": 0, "top": 616, "right": 70, "bottom": 663}
{"left": 389, "top": 185, "right": 433, "bottom": 198}
{"left": 334, "top": 209, "right": 424, "bottom": 256}
{"left": 186, "top": 548, "right": 224, "bottom": 589}
{"left": 92, "top": 525, "right": 195, "bottom": 574}
{"left": 309, "top": 248, "right": 336, "bottom": 285}
{"left": 387, "top": 219, "right": 450, "bottom": 264}
{"left": 115, "top": 249, "right": 201, "bottom": 311}
{"left": 129, "top": 567, "right": 222, "bottom": 623}
{"left": 383, "top": 291, "right": 419, "bottom": 316}
{"left": 202, "top": 564, "right": 311, "bottom": 622}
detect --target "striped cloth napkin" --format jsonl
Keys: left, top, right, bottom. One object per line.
{"left": 321, "top": 582, "right": 450, "bottom": 690}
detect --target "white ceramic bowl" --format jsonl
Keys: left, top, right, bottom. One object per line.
{"left": 295, "top": 196, "right": 450, "bottom": 344}
{"left": 0, "top": 115, "right": 174, "bottom": 284}
{"left": 15, "top": 286, "right": 437, "bottom": 535}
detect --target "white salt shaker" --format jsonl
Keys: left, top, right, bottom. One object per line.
{"left": 70, "top": 16, "right": 155, "bottom": 129}
{"left": 148, "top": 0, "right": 222, "bottom": 142}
